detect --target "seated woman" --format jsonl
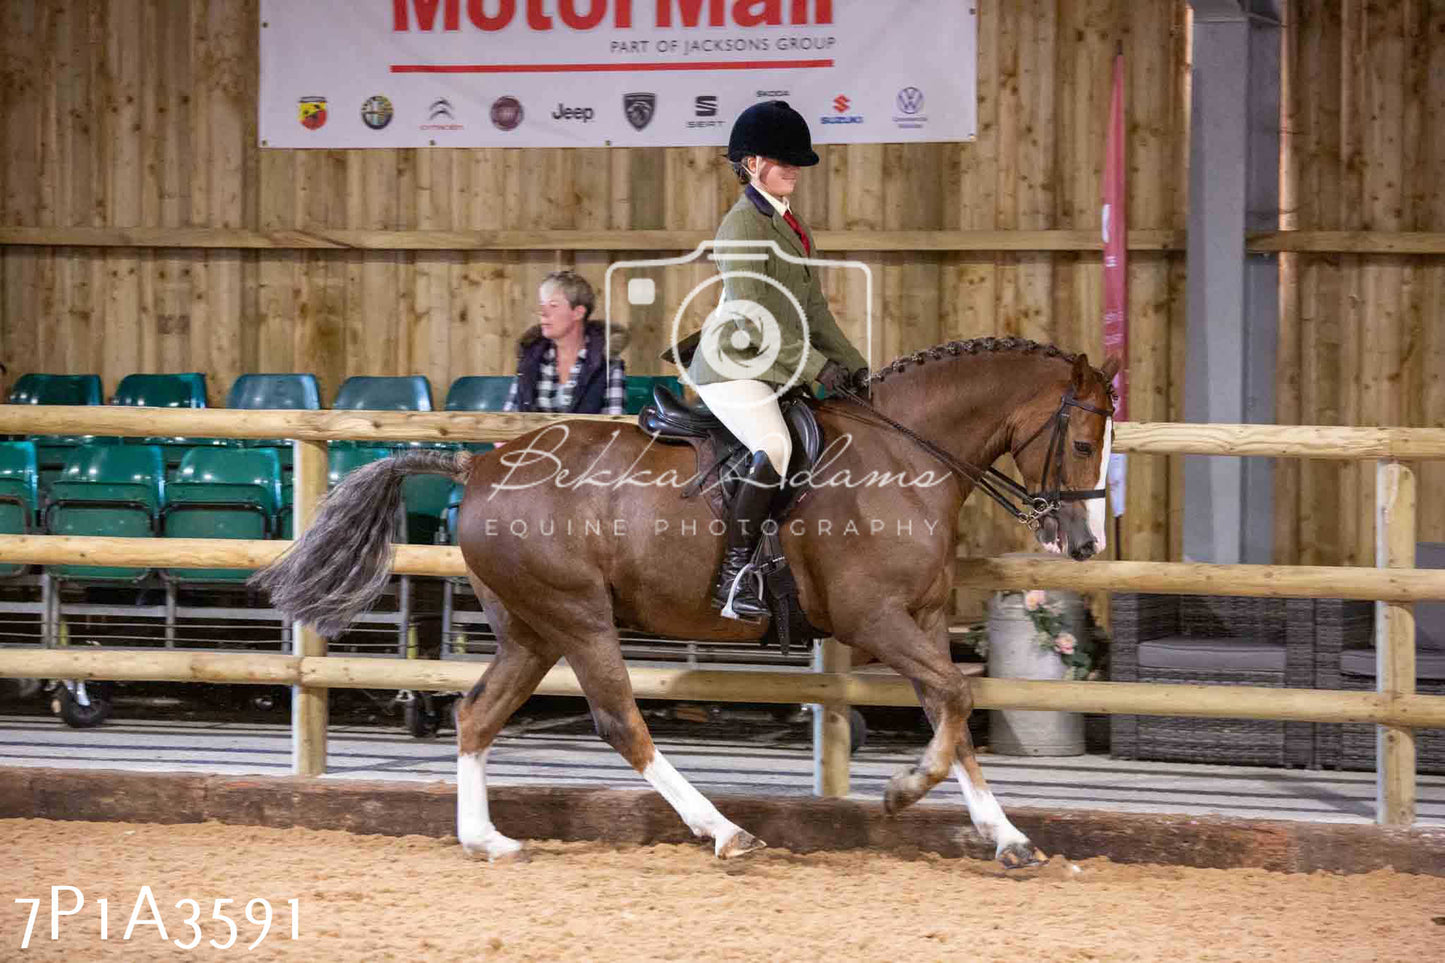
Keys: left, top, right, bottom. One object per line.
{"left": 502, "top": 270, "right": 627, "bottom": 415}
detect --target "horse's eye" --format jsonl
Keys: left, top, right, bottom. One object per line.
{"left": 1073, "top": 441, "right": 1094, "bottom": 457}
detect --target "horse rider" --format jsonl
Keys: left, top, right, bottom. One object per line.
{"left": 688, "top": 100, "right": 870, "bottom": 621}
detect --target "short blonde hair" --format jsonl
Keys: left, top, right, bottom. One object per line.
{"left": 540, "top": 270, "right": 595, "bottom": 322}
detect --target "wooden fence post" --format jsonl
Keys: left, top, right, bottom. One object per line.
{"left": 1375, "top": 459, "right": 1416, "bottom": 826}
{"left": 812, "top": 637, "right": 851, "bottom": 797}
{"left": 291, "top": 439, "right": 329, "bottom": 777}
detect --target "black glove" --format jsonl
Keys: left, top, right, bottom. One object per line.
{"left": 816, "top": 360, "right": 853, "bottom": 395}
{"left": 850, "top": 366, "right": 871, "bottom": 391}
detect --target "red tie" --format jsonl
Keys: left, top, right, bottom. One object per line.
{"left": 782, "top": 210, "right": 811, "bottom": 255}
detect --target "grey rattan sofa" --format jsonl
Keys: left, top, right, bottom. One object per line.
{"left": 1314, "top": 542, "right": 1445, "bottom": 774}
{"left": 1109, "top": 594, "right": 1317, "bottom": 767}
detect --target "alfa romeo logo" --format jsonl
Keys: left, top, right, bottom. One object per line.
{"left": 361, "top": 95, "right": 393, "bottom": 130}
{"left": 623, "top": 92, "right": 656, "bottom": 131}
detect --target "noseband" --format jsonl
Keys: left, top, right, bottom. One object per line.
{"left": 831, "top": 385, "right": 1111, "bottom": 531}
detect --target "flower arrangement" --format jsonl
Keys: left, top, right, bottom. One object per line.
{"left": 1019, "top": 589, "right": 1099, "bottom": 681}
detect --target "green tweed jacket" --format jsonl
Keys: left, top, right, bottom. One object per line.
{"left": 685, "top": 185, "right": 868, "bottom": 388}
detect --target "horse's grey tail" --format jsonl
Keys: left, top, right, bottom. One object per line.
{"left": 249, "top": 449, "right": 472, "bottom": 638}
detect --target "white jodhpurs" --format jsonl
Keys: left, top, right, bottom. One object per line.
{"left": 693, "top": 380, "right": 792, "bottom": 477}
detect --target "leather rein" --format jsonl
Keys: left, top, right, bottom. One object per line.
{"left": 830, "top": 383, "right": 1111, "bottom": 531}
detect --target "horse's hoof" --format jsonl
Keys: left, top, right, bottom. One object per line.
{"left": 997, "top": 841, "right": 1047, "bottom": 870}
{"left": 716, "top": 828, "right": 767, "bottom": 859}
{"left": 461, "top": 834, "right": 524, "bottom": 863}
{"left": 884, "top": 767, "right": 927, "bottom": 815}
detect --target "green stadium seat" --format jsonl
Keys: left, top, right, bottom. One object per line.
{"left": 402, "top": 474, "right": 454, "bottom": 546}
{"left": 163, "top": 448, "right": 283, "bottom": 582}
{"left": 443, "top": 375, "right": 514, "bottom": 454}
{"left": 321, "top": 445, "right": 450, "bottom": 545}
{"left": 332, "top": 376, "right": 435, "bottom": 452}
{"left": 332, "top": 376, "right": 432, "bottom": 412}
{"left": 444, "top": 376, "right": 514, "bottom": 412}
{"left": 9, "top": 374, "right": 108, "bottom": 492}
{"left": 227, "top": 373, "right": 322, "bottom": 412}
{"left": 8, "top": 373, "right": 103, "bottom": 406}
{"left": 0, "top": 441, "right": 39, "bottom": 578}
{"left": 328, "top": 445, "right": 395, "bottom": 485}
{"left": 113, "top": 373, "right": 224, "bottom": 474}
{"left": 227, "top": 373, "right": 323, "bottom": 470}
{"left": 442, "top": 482, "right": 465, "bottom": 545}
{"left": 626, "top": 375, "right": 684, "bottom": 415}
{"left": 45, "top": 444, "right": 166, "bottom": 582}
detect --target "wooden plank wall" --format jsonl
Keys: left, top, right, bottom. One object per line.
{"left": 9, "top": 1, "right": 1439, "bottom": 577}
{"left": 1279, "top": 0, "right": 1445, "bottom": 566}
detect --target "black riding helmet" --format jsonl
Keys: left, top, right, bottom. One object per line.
{"left": 726, "top": 100, "right": 819, "bottom": 168}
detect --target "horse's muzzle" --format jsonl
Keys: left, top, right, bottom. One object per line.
{"left": 1069, "top": 539, "right": 1097, "bottom": 561}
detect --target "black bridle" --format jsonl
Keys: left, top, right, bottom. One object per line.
{"left": 831, "top": 384, "right": 1111, "bottom": 531}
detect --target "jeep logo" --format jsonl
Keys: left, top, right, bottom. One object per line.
{"left": 552, "top": 103, "right": 595, "bottom": 122}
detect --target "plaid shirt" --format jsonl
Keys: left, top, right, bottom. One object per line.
{"left": 502, "top": 342, "right": 627, "bottom": 415}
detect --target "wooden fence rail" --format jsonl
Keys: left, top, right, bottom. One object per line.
{"left": 2, "top": 649, "right": 1443, "bottom": 729}
{"left": 3, "top": 227, "right": 1444, "bottom": 254}
{"left": 2, "top": 534, "right": 1445, "bottom": 602}
{"left": 7, "top": 406, "right": 1445, "bottom": 459}
{"left": 0, "top": 406, "right": 1439, "bottom": 825}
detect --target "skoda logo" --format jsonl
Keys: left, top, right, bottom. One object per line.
{"left": 896, "top": 87, "right": 924, "bottom": 115}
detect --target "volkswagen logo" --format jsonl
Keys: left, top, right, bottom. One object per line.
{"left": 896, "top": 87, "right": 924, "bottom": 115}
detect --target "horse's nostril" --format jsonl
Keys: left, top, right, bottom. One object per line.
{"left": 1073, "top": 540, "right": 1097, "bottom": 560}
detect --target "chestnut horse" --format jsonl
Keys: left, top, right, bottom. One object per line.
{"left": 253, "top": 337, "right": 1118, "bottom": 868}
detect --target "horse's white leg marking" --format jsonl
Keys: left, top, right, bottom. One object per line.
{"left": 642, "top": 750, "right": 754, "bottom": 857}
{"left": 952, "top": 762, "right": 1030, "bottom": 857}
{"left": 1086, "top": 417, "right": 1114, "bottom": 550}
{"left": 457, "top": 750, "right": 522, "bottom": 861}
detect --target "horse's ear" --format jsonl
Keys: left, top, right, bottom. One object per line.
{"left": 1070, "top": 353, "right": 1090, "bottom": 391}
{"left": 1100, "top": 355, "right": 1121, "bottom": 382}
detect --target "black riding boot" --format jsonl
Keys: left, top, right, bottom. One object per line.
{"left": 712, "top": 450, "right": 782, "bottom": 621}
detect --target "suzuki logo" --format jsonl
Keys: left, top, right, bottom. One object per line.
{"left": 833, "top": 94, "right": 851, "bottom": 113}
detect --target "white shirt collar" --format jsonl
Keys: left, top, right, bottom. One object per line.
{"left": 752, "top": 182, "right": 790, "bottom": 216}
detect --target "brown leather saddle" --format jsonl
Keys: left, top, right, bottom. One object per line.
{"left": 637, "top": 383, "right": 826, "bottom": 655}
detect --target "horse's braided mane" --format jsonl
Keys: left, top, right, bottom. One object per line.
{"left": 868, "top": 335, "right": 1117, "bottom": 402}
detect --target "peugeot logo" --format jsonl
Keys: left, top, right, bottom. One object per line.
{"left": 429, "top": 99, "right": 454, "bottom": 121}
{"left": 896, "top": 87, "right": 924, "bottom": 115}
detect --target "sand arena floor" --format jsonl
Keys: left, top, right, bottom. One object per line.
{"left": 3, "top": 818, "right": 1444, "bottom": 961}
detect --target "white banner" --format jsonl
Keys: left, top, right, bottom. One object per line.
{"left": 259, "top": 1, "right": 976, "bottom": 149}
